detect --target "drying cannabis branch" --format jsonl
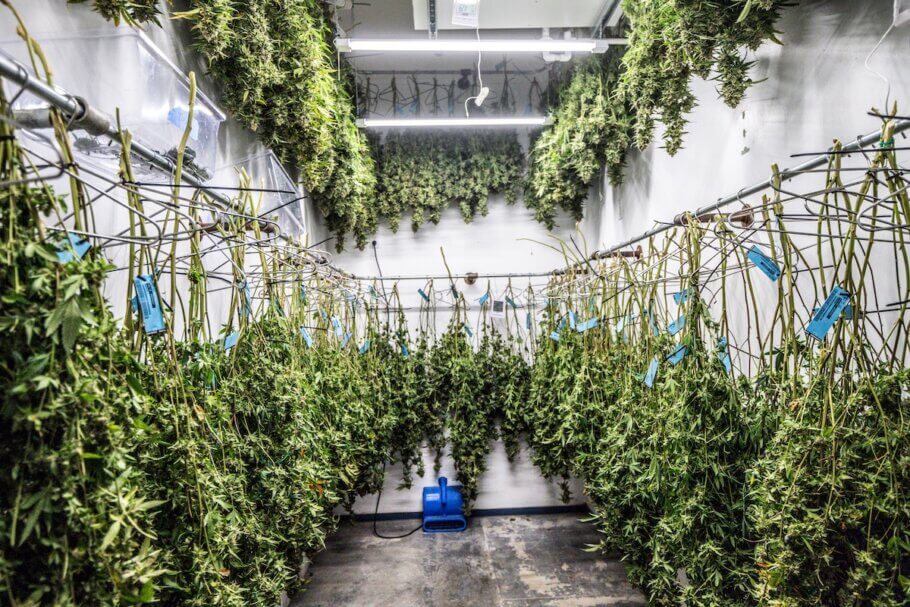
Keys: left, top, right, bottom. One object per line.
{"left": 376, "top": 130, "right": 524, "bottom": 233}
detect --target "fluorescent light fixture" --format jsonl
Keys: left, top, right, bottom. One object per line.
{"left": 335, "top": 38, "right": 625, "bottom": 54}
{"left": 356, "top": 117, "right": 550, "bottom": 128}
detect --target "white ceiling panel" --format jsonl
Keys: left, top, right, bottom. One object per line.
{"left": 412, "top": 0, "right": 606, "bottom": 31}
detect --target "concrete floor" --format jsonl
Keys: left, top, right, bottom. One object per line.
{"left": 290, "top": 514, "right": 646, "bottom": 607}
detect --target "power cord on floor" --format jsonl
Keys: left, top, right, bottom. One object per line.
{"left": 372, "top": 462, "right": 423, "bottom": 539}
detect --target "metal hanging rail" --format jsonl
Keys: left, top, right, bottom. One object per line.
{"left": 588, "top": 118, "right": 910, "bottom": 260}
{"left": 0, "top": 49, "right": 316, "bottom": 252}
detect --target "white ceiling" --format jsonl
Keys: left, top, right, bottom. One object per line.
{"left": 412, "top": 0, "right": 607, "bottom": 31}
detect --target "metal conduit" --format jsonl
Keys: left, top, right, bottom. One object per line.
{"left": 589, "top": 118, "right": 910, "bottom": 260}
{"left": 0, "top": 49, "right": 316, "bottom": 252}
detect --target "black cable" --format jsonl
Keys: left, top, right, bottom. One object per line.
{"left": 371, "top": 462, "right": 423, "bottom": 539}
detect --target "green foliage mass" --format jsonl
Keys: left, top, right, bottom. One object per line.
{"left": 525, "top": 0, "right": 787, "bottom": 228}
{"left": 524, "top": 53, "right": 632, "bottom": 229}
{"left": 376, "top": 131, "right": 524, "bottom": 233}
{"left": 175, "top": 0, "right": 378, "bottom": 250}
{"left": 80, "top": 0, "right": 160, "bottom": 25}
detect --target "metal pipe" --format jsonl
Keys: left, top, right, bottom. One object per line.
{"left": 591, "top": 119, "right": 910, "bottom": 259}
{"left": 0, "top": 50, "right": 324, "bottom": 252}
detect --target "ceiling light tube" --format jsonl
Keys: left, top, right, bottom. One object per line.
{"left": 356, "top": 117, "right": 551, "bottom": 128}
{"left": 335, "top": 38, "right": 624, "bottom": 54}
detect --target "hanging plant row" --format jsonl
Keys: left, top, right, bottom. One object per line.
{"left": 519, "top": 123, "right": 910, "bottom": 605}
{"left": 3, "top": 38, "right": 910, "bottom": 604}
{"left": 84, "top": 0, "right": 791, "bottom": 244}
{"left": 171, "top": 0, "right": 378, "bottom": 250}
{"left": 525, "top": 0, "right": 788, "bottom": 228}
{"left": 376, "top": 131, "right": 524, "bottom": 232}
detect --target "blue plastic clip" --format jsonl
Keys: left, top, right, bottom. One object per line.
{"left": 239, "top": 281, "right": 252, "bottom": 319}
{"left": 463, "top": 323, "right": 473, "bottom": 337}
{"left": 359, "top": 340, "right": 371, "bottom": 354}
{"left": 576, "top": 318, "right": 599, "bottom": 333}
{"left": 331, "top": 316, "right": 343, "bottom": 337}
{"left": 418, "top": 288, "right": 430, "bottom": 302}
{"left": 300, "top": 326, "right": 313, "bottom": 347}
{"left": 341, "top": 332, "right": 352, "bottom": 349}
{"left": 506, "top": 297, "right": 517, "bottom": 309}
{"left": 224, "top": 331, "right": 240, "bottom": 351}
{"left": 667, "top": 345, "right": 688, "bottom": 366}
{"left": 672, "top": 289, "right": 692, "bottom": 305}
{"left": 667, "top": 314, "right": 686, "bottom": 336}
{"left": 479, "top": 292, "right": 490, "bottom": 306}
{"left": 401, "top": 343, "right": 410, "bottom": 357}
{"left": 807, "top": 286, "right": 851, "bottom": 340}
{"left": 718, "top": 337, "right": 732, "bottom": 373}
{"left": 648, "top": 309, "right": 660, "bottom": 336}
{"left": 56, "top": 232, "right": 91, "bottom": 263}
{"left": 643, "top": 357, "right": 659, "bottom": 388}
{"left": 133, "top": 275, "right": 166, "bottom": 335}
{"left": 369, "top": 286, "right": 378, "bottom": 299}
{"left": 549, "top": 331, "right": 561, "bottom": 342}
{"left": 747, "top": 246, "right": 782, "bottom": 282}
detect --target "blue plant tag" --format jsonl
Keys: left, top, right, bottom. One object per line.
{"left": 718, "top": 337, "right": 732, "bottom": 373}
{"left": 463, "top": 323, "right": 473, "bottom": 337}
{"left": 341, "top": 332, "right": 352, "bottom": 349}
{"left": 672, "top": 289, "right": 692, "bottom": 305}
{"left": 747, "top": 245, "right": 782, "bottom": 282}
{"left": 300, "top": 326, "right": 313, "bottom": 347}
{"left": 479, "top": 292, "right": 490, "bottom": 306}
{"left": 418, "top": 288, "right": 430, "bottom": 302}
{"left": 648, "top": 309, "right": 660, "bottom": 336}
{"left": 401, "top": 343, "right": 410, "bottom": 357}
{"left": 331, "top": 316, "right": 343, "bottom": 337}
{"left": 557, "top": 316, "right": 567, "bottom": 332}
{"left": 239, "top": 281, "right": 252, "bottom": 319}
{"left": 667, "top": 314, "right": 686, "bottom": 337}
{"left": 224, "top": 331, "right": 239, "bottom": 351}
{"left": 55, "top": 232, "right": 91, "bottom": 263}
{"left": 576, "top": 318, "right": 599, "bottom": 333}
{"left": 359, "top": 339, "right": 371, "bottom": 354}
{"left": 568, "top": 310, "right": 577, "bottom": 330}
{"left": 133, "top": 274, "right": 166, "bottom": 335}
{"left": 667, "top": 345, "right": 688, "bottom": 366}
{"left": 807, "top": 286, "right": 851, "bottom": 340}
{"left": 644, "top": 357, "right": 659, "bottom": 388}
{"left": 549, "top": 331, "right": 561, "bottom": 342}
{"left": 506, "top": 297, "right": 517, "bottom": 309}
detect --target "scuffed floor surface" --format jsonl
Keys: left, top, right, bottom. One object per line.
{"left": 290, "top": 513, "right": 646, "bottom": 607}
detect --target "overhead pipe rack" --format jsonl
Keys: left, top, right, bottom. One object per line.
{"left": 0, "top": 50, "right": 313, "bottom": 250}
{"left": 587, "top": 117, "right": 910, "bottom": 261}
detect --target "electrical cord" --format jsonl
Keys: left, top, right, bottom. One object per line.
{"left": 371, "top": 462, "right": 424, "bottom": 539}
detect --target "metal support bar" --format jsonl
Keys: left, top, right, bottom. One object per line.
{"left": 591, "top": 119, "right": 910, "bottom": 260}
{"left": 0, "top": 49, "right": 309, "bottom": 247}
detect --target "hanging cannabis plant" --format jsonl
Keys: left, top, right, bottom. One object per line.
{"left": 82, "top": 0, "right": 160, "bottom": 25}
{"left": 376, "top": 130, "right": 524, "bottom": 232}
{"left": 0, "top": 90, "right": 165, "bottom": 604}
{"left": 176, "top": 0, "right": 377, "bottom": 250}
{"left": 524, "top": 52, "right": 632, "bottom": 229}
